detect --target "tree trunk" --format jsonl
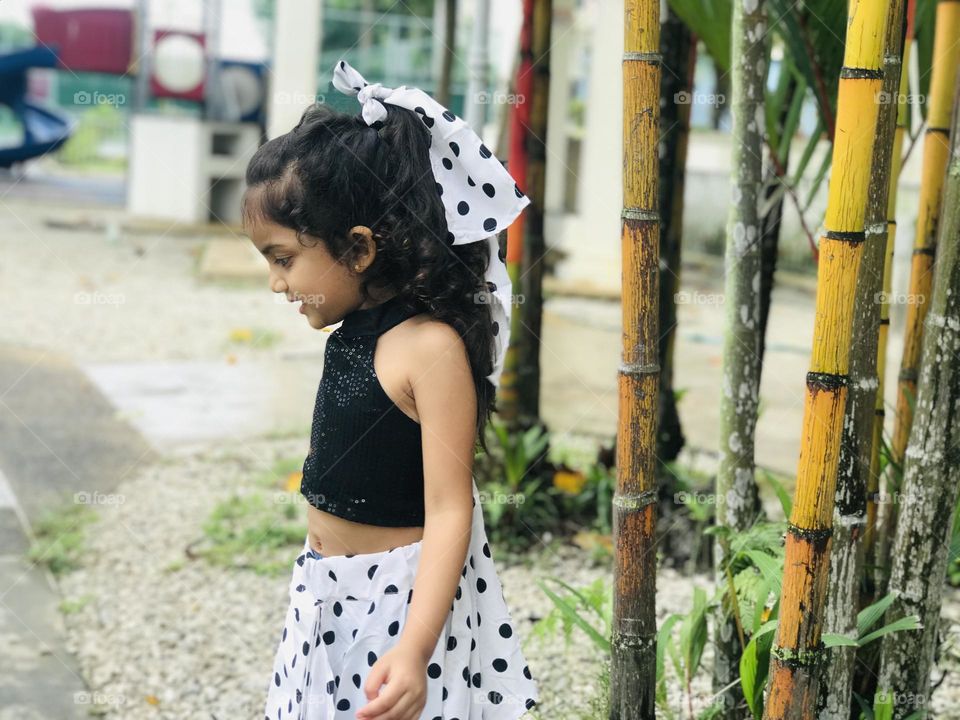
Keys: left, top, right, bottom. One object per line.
{"left": 762, "top": 1, "right": 888, "bottom": 716}
{"left": 864, "top": 0, "right": 915, "bottom": 580}
{"left": 876, "top": 68, "right": 960, "bottom": 719}
{"left": 516, "top": 0, "right": 551, "bottom": 427}
{"left": 499, "top": 0, "right": 534, "bottom": 427}
{"left": 878, "top": 0, "right": 960, "bottom": 594}
{"left": 713, "top": 0, "right": 766, "bottom": 715}
{"left": 818, "top": 1, "right": 907, "bottom": 717}
{"left": 656, "top": 7, "right": 693, "bottom": 466}
{"left": 436, "top": 0, "right": 457, "bottom": 106}
{"left": 610, "top": 0, "right": 660, "bottom": 716}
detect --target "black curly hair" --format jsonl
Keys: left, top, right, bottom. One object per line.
{"left": 241, "top": 99, "right": 500, "bottom": 453}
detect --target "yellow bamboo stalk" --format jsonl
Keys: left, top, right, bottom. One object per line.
{"left": 763, "top": 1, "right": 889, "bottom": 716}
{"left": 610, "top": 0, "right": 660, "bottom": 716}
{"left": 880, "top": 0, "right": 960, "bottom": 587}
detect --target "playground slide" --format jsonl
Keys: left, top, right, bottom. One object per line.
{"left": 0, "top": 46, "right": 74, "bottom": 169}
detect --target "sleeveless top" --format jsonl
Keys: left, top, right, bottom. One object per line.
{"left": 300, "top": 294, "right": 426, "bottom": 527}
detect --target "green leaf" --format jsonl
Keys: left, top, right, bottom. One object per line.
{"left": 743, "top": 550, "right": 783, "bottom": 595}
{"left": 822, "top": 632, "right": 859, "bottom": 648}
{"left": 740, "top": 619, "right": 779, "bottom": 719}
{"left": 680, "top": 587, "right": 710, "bottom": 679}
{"left": 535, "top": 579, "right": 611, "bottom": 652}
{"left": 856, "top": 592, "right": 898, "bottom": 638}
{"left": 761, "top": 471, "right": 793, "bottom": 519}
{"left": 873, "top": 689, "right": 894, "bottom": 720}
{"left": 656, "top": 613, "right": 684, "bottom": 692}
{"left": 667, "top": 0, "right": 732, "bottom": 71}
{"left": 858, "top": 615, "right": 922, "bottom": 647}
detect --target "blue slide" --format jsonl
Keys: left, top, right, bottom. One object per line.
{"left": 0, "top": 46, "right": 74, "bottom": 169}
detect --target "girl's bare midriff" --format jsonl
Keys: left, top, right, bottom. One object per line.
{"left": 307, "top": 505, "right": 424, "bottom": 557}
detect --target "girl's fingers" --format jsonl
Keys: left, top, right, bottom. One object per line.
{"left": 357, "top": 683, "right": 404, "bottom": 719}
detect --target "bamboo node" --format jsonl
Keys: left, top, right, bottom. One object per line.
{"left": 619, "top": 361, "right": 661, "bottom": 377}
{"left": 823, "top": 229, "right": 867, "bottom": 244}
{"left": 839, "top": 66, "right": 884, "bottom": 80}
{"left": 622, "top": 51, "right": 662, "bottom": 65}
{"left": 787, "top": 523, "right": 833, "bottom": 542}
{"left": 770, "top": 642, "right": 826, "bottom": 667}
{"left": 621, "top": 208, "right": 660, "bottom": 222}
{"left": 805, "top": 371, "right": 848, "bottom": 390}
{"left": 613, "top": 490, "right": 658, "bottom": 510}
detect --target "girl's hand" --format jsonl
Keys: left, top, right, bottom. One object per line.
{"left": 355, "top": 642, "right": 429, "bottom": 720}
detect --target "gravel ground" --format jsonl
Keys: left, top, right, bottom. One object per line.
{"left": 7, "top": 198, "right": 960, "bottom": 717}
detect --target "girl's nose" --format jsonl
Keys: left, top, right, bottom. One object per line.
{"left": 270, "top": 274, "right": 287, "bottom": 294}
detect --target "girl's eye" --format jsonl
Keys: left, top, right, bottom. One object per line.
{"left": 274, "top": 256, "right": 292, "bottom": 268}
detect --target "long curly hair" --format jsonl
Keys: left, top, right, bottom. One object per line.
{"left": 241, "top": 100, "right": 500, "bottom": 453}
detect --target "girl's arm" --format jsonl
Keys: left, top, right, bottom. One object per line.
{"left": 357, "top": 321, "right": 477, "bottom": 720}
{"left": 397, "top": 321, "right": 477, "bottom": 661}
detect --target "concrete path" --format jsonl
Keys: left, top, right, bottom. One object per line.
{"left": 0, "top": 344, "right": 158, "bottom": 719}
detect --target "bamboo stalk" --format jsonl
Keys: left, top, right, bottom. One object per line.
{"left": 762, "top": 1, "right": 889, "bottom": 717}
{"left": 876, "top": 67, "right": 960, "bottom": 719}
{"left": 864, "top": 0, "right": 916, "bottom": 568}
{"left": 714, "top": 0, "right": 766, "bottom": 714}
{"left": 878, "top": 0, "right": 960, "bottom": 592}
{"left": 818, "top": 1, "right": 907, "bottom": 716}
{"left": 610, "top": 0, "right": 660, "bottom": 716}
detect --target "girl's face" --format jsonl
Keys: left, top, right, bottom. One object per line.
{"left": 244, "top": 218, "right": 371, "bottom": 331}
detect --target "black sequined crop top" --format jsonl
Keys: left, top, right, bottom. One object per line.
{"left": 300, "top": 294, "right": 426, "bottom": 526}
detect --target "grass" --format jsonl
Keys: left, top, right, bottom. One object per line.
{"left": 27, "top": 502, "right": 99, "bottom": 576}
{"left": 59, "top": 595, "right": 95, "bottom": 615}
{"left": 197, "top": 455, "right": 308, "bottom": 576}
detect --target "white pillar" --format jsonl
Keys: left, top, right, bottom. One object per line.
{"left": 544, "top": 0, "right": 575, "bottom": 213}
{"left": 464, "top": 0, "right": 490, "bottom": 130}
{"left": 266, "top": 0, "right": 322, "bottom": 140}
{"left": 554, "top": 0, "right": 623, "bottom": 292}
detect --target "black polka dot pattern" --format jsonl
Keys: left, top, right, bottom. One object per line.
{"left": 332, "top": 57, "right": 529, "bottom": 415}
{"left": 263, "top": 480, "right": 540, "bottom": 717}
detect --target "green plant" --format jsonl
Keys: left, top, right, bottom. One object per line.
{"left": 27, "top": 502, "right": 99, "bottom": 576}
{"left": 476, "top": 418, "right": 561, "bottom": 551}
{"left": 532, "top": 576, "right": 612, "bottom": 652}
{"left": 200, "top": 489, "right": 307, "bottom": 575}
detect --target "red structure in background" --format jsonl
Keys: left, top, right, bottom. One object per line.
{"left": 32, "top": 6, "right": 134, "bottom": 75}
{"left": 506, "top": 0, "right": 535, "bottom": 269}
{"left": 149, "top": 29, "right": 206, "bottom": 101}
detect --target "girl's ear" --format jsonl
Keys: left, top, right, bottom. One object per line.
{"left": 348, "top": 225, "right": 376, "bottom": 271}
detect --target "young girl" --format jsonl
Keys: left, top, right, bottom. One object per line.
{"left": 242, "top": 60, "right": 541, "bottom": 720}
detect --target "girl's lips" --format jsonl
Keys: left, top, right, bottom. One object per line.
{"left": 299, "top": 303, "right": 307, "bottom": 314}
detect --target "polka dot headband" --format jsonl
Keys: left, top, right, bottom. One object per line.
{"left": 332, "top": 58, "right": 530, "bottom": 389}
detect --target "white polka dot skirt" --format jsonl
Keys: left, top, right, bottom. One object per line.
{"left": 263, "top": 480, "right": 540, "bottom": 719}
